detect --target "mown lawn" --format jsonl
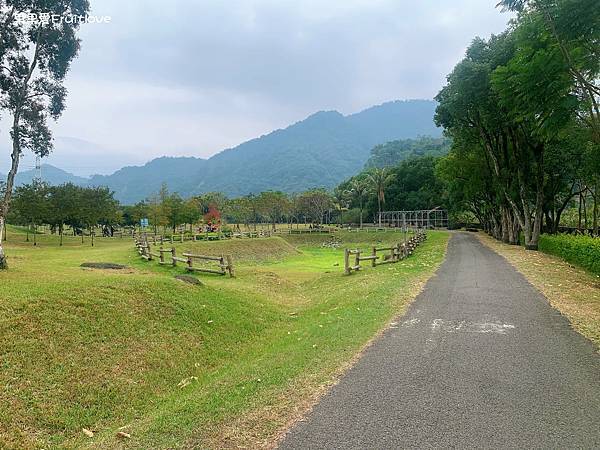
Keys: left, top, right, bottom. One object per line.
{"left": 0, "top": 228, "right": 448, "bottom": 449}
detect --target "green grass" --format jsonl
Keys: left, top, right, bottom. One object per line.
{"left": 0, "top": 228, "right": 449, "bottom": 449}
{"left": 539, "top": 233, "right": 600, "bottom": 275}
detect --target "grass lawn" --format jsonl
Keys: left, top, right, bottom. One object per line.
{"left": 478, "top": 233, "right": 600, "bottom": 349}
{"left": 0, "top": 227, "right": 449, "bottom": 449}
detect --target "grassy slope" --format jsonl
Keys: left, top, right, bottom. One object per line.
{"left": 478, "top": 233, "right": 600, "bottom": 348}
{"left": 0, "top": 228, "right": 448, "bottom": 449}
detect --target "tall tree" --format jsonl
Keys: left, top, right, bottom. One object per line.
{"left": 0, "top": 0, "right": 90, "bottom": 268}
{"left": 345, "top": 178, "right": 369, "bottom": 228}
{"left": 368, "top": 167, "right": 395, "bottom": 227}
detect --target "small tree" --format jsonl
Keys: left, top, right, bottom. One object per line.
{"left": 11, "top": 181, "right": 49, "bottom": 246}
{"left": 164, "top": 193, "right": 186, "bottom": 232}
{"left": 79, "top": 186, "right": 119, "bottom": 246}
{"left": 257, "top": 191, "right": 290, "bottom": 230}
{"left": 298, "top": 189, "right": 333, "bottom": 225}
{"left": 47, "top": 183, "right": 80, "bottom": 246}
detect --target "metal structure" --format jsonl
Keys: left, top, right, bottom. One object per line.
{"left": 34, "top": 155, "right": 42, "bottom": 182}
{"left": 378, "top": 208, "right": 448, "bottom": 229}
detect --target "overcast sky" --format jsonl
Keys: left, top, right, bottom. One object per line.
{"left": 0, "top": 0, "right": 512, "bottom": 176}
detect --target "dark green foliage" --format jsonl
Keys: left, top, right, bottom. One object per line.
{"left": 365, "top": 137, "right": 451, "bottom": 169}
{"left": 385, "top": 157, "right": 447, "bottom": 211}
{"left": 539, "top": 234, "right": 600, "bottom": 275}
{"left": 337, "top": 155, "right": 446, "bottom": 222}
{"left": 9, "top": 182, "right": 120, "bottom": 244}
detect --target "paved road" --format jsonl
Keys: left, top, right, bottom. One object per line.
{"left": 280, "top": 232, "right": 600, "bottom": 449}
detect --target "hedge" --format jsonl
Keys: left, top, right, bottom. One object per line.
{"left": 539, "top": 234, "right": 600, "bottom": 275}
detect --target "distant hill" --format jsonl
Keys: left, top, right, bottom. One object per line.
{"left": 2, "top": 165, "right": 89, "bottom": 187}
{"left": 7, "top": 99, "right": 442, "bottom": 203}
{"left": 365, "top": 136, "right": 451, "bottom": 169}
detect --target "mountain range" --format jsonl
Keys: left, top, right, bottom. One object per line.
{"left": 3, "top": 99, "right": 442, "bottom": 204}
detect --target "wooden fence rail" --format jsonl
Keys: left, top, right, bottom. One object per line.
{"left": 344, "top": 230, "right": 427, "bottom": 275}
{"left": 134, "top": 237, "right": 234, "bottom": 277}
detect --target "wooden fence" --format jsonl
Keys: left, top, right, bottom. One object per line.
{"left": 135, "top": 237, "right": 234, "bottom": 277}
{"left": 344, "top": 230, "right": 427, "bottom": 275}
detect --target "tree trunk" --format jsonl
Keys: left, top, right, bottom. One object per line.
{"left": 0, "top": 116, "right": 24, "bottom": 270}
{"left": 582, "top": 190, "right": 588, "bottom": 232}
{"left": 501, "top": 207, "right": 510, "bottom": 243}
{"left": 593, "top": 182, "right": 599, "bottom": 236}
{"left": 0, "top": 218, "right": 6, "bottom": 270}
{"left": 578, "top": 191, "right": 583, "bottom": 231}
{"left": 377, "top": 197, "right": 382, "bottom": 227}
{"left": 528, "top": 191, "right": 544, "bottom": 250}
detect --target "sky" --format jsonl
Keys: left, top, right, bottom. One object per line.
{"left": 0, "top": 0, "right": 513, "bottom": 177}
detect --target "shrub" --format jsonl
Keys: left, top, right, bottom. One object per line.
{"left": 539, "top": 234, "right": 600, "bottom": 275}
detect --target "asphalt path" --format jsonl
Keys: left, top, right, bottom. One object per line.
{"left": 279, "top": 232, "right": 600, "bottom": 449}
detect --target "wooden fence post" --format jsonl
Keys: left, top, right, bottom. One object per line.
{"left": 172, "top": 248, "right": 177, "bottom": 267}
{"left": 159, "top": 247, "right": 164, "bottom": 264}
{"left": 371, "top": 247, "right": 377, "bottom": 267}
{"left": 226, "top": 255, "right": 235, "bottom": 277}
{"left": 344, "top": 248, "right": 350, "bottom": 275}
{"left": 355, "top": 249, "right": 361, "bottom": 271}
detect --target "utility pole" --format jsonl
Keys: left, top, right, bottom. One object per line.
{"left": 34, "top": 156, "right": 42, "bottom": 182}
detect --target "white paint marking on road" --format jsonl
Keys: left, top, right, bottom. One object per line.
{"left": 431, "top": 319, "right": 444, "bottom": 331}
{"left": 402, "top": 318, "right": 420, "bottom": 327}
{"left": 427, "top": 319, "right": 515, "bottom": 335}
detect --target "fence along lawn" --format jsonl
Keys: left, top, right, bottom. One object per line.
{"left": 0, "top": 227, "right": 449, "bottom": 448}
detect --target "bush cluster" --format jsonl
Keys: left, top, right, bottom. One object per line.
{"left": 539, "top": 234, "right": 600, "bottom": 275}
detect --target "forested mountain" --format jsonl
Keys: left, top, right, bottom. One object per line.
{"left": 365, "top": 136, "right": 451, "bottom": 168}
{"left": 10, "top": 100, "right": 441, "bottom": 204}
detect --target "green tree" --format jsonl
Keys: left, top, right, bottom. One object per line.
{"left": 10, "top": 181, "right": 49, "bottom": 246}
{"left": 47, "top": 183, "right": 81, "bottom": 246}
{"left": 164, "top": 193, "right": 186, "bottom": 232}
{"left": 256, "top": 191, "right": 289, "bottom": 230}
{"left": 345, "top": 178, "right": 369, "bottom": 228}
{"left": 0, "top": 0, "right": 90, "bottom": 268}
{"left": 79, "top": 186, "right": 119, "bottom": 246}
{"left": 368, "top": 167, "right": 395, "bottom": 227}
{"left": 297, "top": 189, "right": 333, "bottom": 225}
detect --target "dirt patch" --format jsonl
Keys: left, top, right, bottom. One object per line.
{"left": 175, "top": 275, "right": 203, "bottom": 286}
{"left": 80, "top": 262, "right": 128, "bottom": 270}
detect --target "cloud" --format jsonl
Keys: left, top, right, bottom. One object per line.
{"left": 0, "top": 0, "right": 513, "bottom": 175}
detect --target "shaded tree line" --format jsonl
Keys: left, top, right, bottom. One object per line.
{"left": 435, "top": 0, "right": 599, "bottom": 248}
{"left": 336, "top": 157, "right": 447, "bottom": 227}
{"left": 122, "top": 186, "right": 337, "bottom": 232}
{"left": 8, "top": 182, "right": 119, "bottom": 246}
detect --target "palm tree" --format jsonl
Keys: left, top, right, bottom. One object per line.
{"left": 368, "top": 168, "right": 395, "bottom": 227}
{"left": 333, "top": 190, "right": 350, "bottom": 227}
{"left": 346, "top": 179, "right": 369, "bottom": 228}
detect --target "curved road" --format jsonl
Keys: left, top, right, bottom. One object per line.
{"left": 280, "top": 232, "right": 600, "bottom": 449}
